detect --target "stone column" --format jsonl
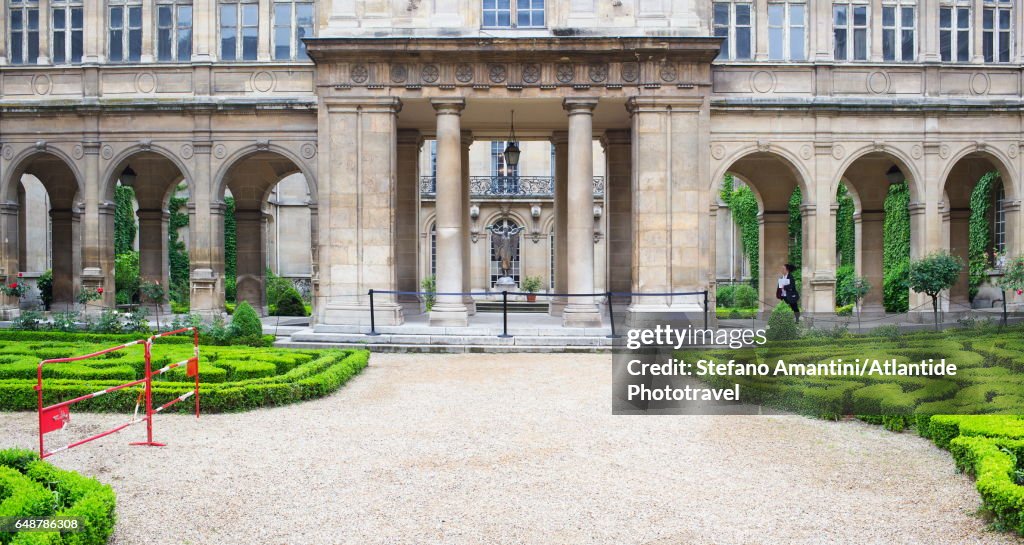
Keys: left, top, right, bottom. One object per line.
{"left": 754, "top": 0, "right": 769, "bottom": 60}
{"left": 79, "top": 140, "right": 114, "bottom": 310}
{"left": 0, "top": 202, "right": 20, "bottom": 318}
{"left": 870, "top": 0, "right": 883, "bottom": 62}
{"left": 948, "top": 208, "right": 971, "bottom": 310}
{"left": 461, "top": 131, "right": 476, "bottom": 315}
{"left": 549, "top": 131, "right": 569, "bottom": 316}
{"left": 971, "top": 0, "right": 985, "bottom": 64}
{"left": 429, "top": 98, "right": 468, "bottom": 327}
{"left": 188, "top": 139, "right": 223, "bottom": 318}
{"left": 316, "top": 97, "right": 404, "bottom": 328}
{"left": 603, "top": 129, "right": 632, "bottom": 303}
{"left": 859, "top": 210, "right": 886, "bottom": 312}
{"left": 627, "top": 96, "right": 710, "bottom": 318}
{"left": 50, "top": 209, "right": 78, "bottom": 309}
{"left": 137, "top": 209, "right": 171, "bottom": 310}
{"left": 562, "top": 97, "right": 602, "bottom": 328}
{"left": 920, "top": 0, "right": 940, "bottom": 62}
{"left": 234, "top": 208, "right": 266, "bottom": 314}
{"left": 760, "top": 211, "right": 790, "bottom": 313}
{"left": 396, "top": 129, "right": 422, "bottom": 312}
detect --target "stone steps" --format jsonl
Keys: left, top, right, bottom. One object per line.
{"left": 474, "top": 301, "right": 549, "bottom": 313}
{"left": 281, "top": 327, "right": 615, "bottom": 353}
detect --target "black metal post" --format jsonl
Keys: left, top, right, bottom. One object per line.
{"left": 367, "top": 289, "right": 380, "bottom": 336}
{"left": 498, "top": 290, "right": 511, "bottom": 338}
{"left": 703, "top": 290, "right": 709, "bottom": 330}
{"left": 1002, "top": 289, "right": 1008, "bottom": 328}
{"left": 606, "top": 291, "right": 620, "bottom": 339}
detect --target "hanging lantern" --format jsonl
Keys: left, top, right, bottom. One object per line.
{"left": 503, "top": 110, "right": 520, "bottom": 167}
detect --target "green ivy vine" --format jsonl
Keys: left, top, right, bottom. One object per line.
{"left": 168, "top": 189, "right": 190, "bottom": 306}
{"left": 114, "top": 185, "right": 137, "bottom": 256}
{"left": 224, "top": 197, "right": 237, "bottom": 302}
{"left": 968, "top": 172, "right": 998, "bottom": 300}
{"left": 882, "top": 181, "right": 911, "bottom": 313}
{"left": 836, "top": 184, "right": 856, "bottom": 268}
{"left": 720, "top": 175, "right": 760, "bottom": 290}
{"left": 788, "top": 188, "right": 802, "bottom": 288}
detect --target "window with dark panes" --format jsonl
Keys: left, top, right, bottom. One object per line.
{"left": 768, "top": 1, "right": 806, "bottom": 61}
{"left": 273, "top": 0, "right": 313, "bottom": 60}
{"left": 9, "top": 0, "right": 41, "bottom": 65}
{"left": 157, "top": 0, "right": 192, "bottom": 61}
{"left": 220, "top": 0, "right": 258, "bottom": 61}
{"left": 940, "top": 1, "right": 971, "bottom": 62}
{"left": 109, "top": 0, "right": 142, "bottom": 62}
{"left": 834, "top": 2, "right": 869, "bottom": 61}
{"left": 51, "top": 0, "right": 83, "bottom": 64}
{"left": 882, "top": 1, "right": 916, "bottom": 61}
{"left": 983, "top": 0, "right": 1013, "bottom": 63}
{"left": 713, "top": 2, "right": 753, "bottom": 60}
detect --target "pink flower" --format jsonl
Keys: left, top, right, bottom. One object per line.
{"left": 1018, "top": 289, "right": 1023, "bottom": 296}
{"left": 96, "top": 287, "right": 104, "bottom": 294}
{"left": 8, "top": 283, "right": 17, "bottom": 289}
{"left": 16, "top": 272, "right": 22, "bottom": 278}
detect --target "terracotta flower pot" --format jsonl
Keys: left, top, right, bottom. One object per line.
{"left": 527, "top": 294, "right": 537, "bottom": 302}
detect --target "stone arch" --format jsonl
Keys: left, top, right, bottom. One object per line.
{"left": 833, "top": 147, "right": 921, "bottom": 314}
{"left": 100, "top": 144, "right": 193, "bottom": 204}
{"left": 714, "top": 148, "right": 813, "bottom": 312}
{"left": 215, "top": 148, "right": 317, "bottom": 316}
{"left": 1, "top": 148, "right": 85, "bottom": 309}
{"left": 939, "top": 145, "right": 1020, "bottom": 309}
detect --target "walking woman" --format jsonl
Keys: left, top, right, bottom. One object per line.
{"left": 777, "top": 263, "right": 800, "bottom": 322}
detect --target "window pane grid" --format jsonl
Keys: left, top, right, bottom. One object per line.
{"left": 768, "top": 2, "right": 807, "bottom": 61}
{"left": 157, "top": 1, "right": 193, "bottom": 62}
{"left": 481, "top": 0, "right": 544, "bottom": 29}
{"left": 882, "top": 1, "right": 916, "bottom": 62}
{"left": 834, "top": 2, "right": 869, "bottom": 61}
{"left": 940, "top": 3, "right": 972, "bottom": 62}
{"left": 714, "top": 2, "right": 753, "bottom": 61}
{"left": 51, "top": 0, "right": 83, "bottom": 64}
{"left": 220, "top": 0, "right": 258, "bottom": 61}
{"left": 272, "top": 0, "right": 313, "bottom": 60}
{"left": 108, "top": 1, "right": 142, "bottom": 62}
{"left": 9, "top": 0, "right": 40, "bottom": 65}
{"left": 983, "top": 1, "right": 1013, "bottom": 63}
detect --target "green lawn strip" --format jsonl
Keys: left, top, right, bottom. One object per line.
{"left": 0, "top": 449, "right": 115, "bottom": 545}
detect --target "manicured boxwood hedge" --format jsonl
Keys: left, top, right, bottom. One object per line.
{"left": 0, "top": 332, "right": 369, "bottom": 413}
{"left": 679, "top": 326, "right": 1024, "bottom": 534}
{"left": 0, "top": 449, "right": 116, "bottom": 545}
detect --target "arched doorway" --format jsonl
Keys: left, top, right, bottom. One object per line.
{"left": 217, "top": 150, "right": 316, "bottom": 317}
{"left": 1, "top": 151, "right": 84, "bottom": 312}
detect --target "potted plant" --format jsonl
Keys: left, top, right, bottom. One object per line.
{"left": 521, "top": 276, "right": 542, "bottom": 302}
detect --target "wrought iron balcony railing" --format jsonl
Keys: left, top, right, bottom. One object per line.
{"left": 420, "top": 176, "right": 605, "bottom": 198}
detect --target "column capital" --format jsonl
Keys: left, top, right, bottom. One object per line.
{"left": 136, "top": 208, "right": 170, "bottom": 221}
{"left": 397, "top": 129, "right": 423, "bottom": 147}
{"left": 562, "top": 97, "right": 599, "bottom": 113}
{"left": 601, "top": 129, "right": 631, "bottom": 148}
{"left": 549, "top": 130, "right": 569, "bottom": 146}
{"left": 625, "top": 96, "right": 705, "bottom": 114}
{"left": 460, "top": 130, "right": 474, "bottom": 148}
{"left": 430, "top": 98, "right": 466, "bottom": 115}
{"left": 324, "top": 96, "right": 403, "bottom": 114}
{"left": 234, "top": 209, "right": 266, "bottom": 222}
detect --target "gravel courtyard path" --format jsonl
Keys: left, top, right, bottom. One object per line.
{"left": 0, "top": 353, "right": 1016, "bottom": 545}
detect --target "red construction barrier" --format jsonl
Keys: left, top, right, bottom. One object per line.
{"left": 36, "top": 327, "right": 201, "bottom": 459}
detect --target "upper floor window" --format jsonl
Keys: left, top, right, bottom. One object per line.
{"left": 714, "top": 2, "right": 753, "bottom": 60}
{"left": 940, "top": 1, "right": 971, "bottom": 62}
{"left": 491, "top": 141, "right": 519, "bottom": 178}
{"left": 430, "top": 141, "right": 438, "bottom": 178}
{"left": 9, "top": 0, "right": 41, "bottom": 65}
{"left": 108, "top": 0, "right": 142, "bottom": 62}
{"left": 51, "top": 0, "right": 83, "bottom": 64}
{"left": 220, "top": 0, "right": 258, "bottom": 61}
{"left": 482, "top": 0, "right": 544, "bottom": 29}
{"left": 834, "top": 2, "right": 869, "bottom": 61}
{"left": 273, "top": 0, "right": 313, "bottom": 60}
{"left": 882, "top": 1, "right": 916, "bottom": 61}
{"left": 983, "top": 0, "right": 1013, "bottom": 62}
{"left": 768, "top": 1, "right": 806, "bottom": 61}
{"left": 157, "top": 0, "right": 192, "bottom": 62}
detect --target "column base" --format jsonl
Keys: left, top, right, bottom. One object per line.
{"left": 548, "top": 297, "right": 567, "bottom": 317}
{"left": 0, "top": 308, "right": 21, "bottom": 320}
{"left": 319, "top": 300, "right": 404, "bottom": 327}
{"left": 562, "top": 304, "right": 602, "bottom": 328}
{"left": 429, "top": 303, "right": 469, "bottom": 327}
{"left": 462, "top": 296, "right": 477, "bottom": 316}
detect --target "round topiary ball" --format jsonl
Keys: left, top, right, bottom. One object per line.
{"left": 230, "top": 301, "right": 263, "bottom": 338}
{"left": 765, "top": 303, "right": 799, "bottom": 341}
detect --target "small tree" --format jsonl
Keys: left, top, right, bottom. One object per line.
{"left": 839, "top": 275, "right": 871, "bottom": 331}
{"left": 909, "top": 252, "right": 964, "bottom": 331}
{"left": 230, "top": 301, "right": 263, "bottom": 340}
{"left": 140, "top": 281, "right": 166, "bottom": 331}
{"left": 999, "top": 255, "right": 1024, "bottom": 327}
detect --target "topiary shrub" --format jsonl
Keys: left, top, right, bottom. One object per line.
{"left": 37, "top": 270, "right": 53, "bottom": 311}
{"left": 716, "top": 285, "right": 735, "bottom": 308}
{"left": 835, "top": 264, "right": 855, "bottom": 306}
{"left": 230, "top": 301, "right": 262, "bottom": 338}
{"left": 765, "top": 303, "right": 799, "bottom": 341}
{"left": 272, "top": 290, "right": 307, "bottom": 317}
{"left": 732, "top": 284, "right": 758, "bottom": 309}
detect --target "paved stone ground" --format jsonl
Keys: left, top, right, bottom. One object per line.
{"left": 0, "top": 353, "right": 1016, "bottom": 545}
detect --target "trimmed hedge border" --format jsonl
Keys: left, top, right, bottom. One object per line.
{"left": 0, "top": 334, "right": 370, "bottom": 413}
{"left": 0, "top": 449, "right": 116, "bottom": 545}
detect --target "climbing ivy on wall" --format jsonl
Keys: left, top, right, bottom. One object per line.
{"left": 882, "top": 181, "right": 911, "bottom": 313}
{"left": 836, "top": 184, "right": 856, "bottom": 268}
{"left": 224, "top": 197, "right": 237, "bottom": 302}
{"left": 788, "top": 188, "right": 802, "bottom": 288}
{"left": 168, "top": 190, "right": 190, "bottom": 306}
{"left": 720, "top": 175, "right": 760, "bottom": 290}
{"left": 968, "top": 172, "right": 998, "bottom": 301}
{"left": 114, "top": 185, "right": 137, "bottom": 256}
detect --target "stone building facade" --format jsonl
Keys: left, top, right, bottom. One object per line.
{"left": 1, "top": 0, "right": 1021, "bottom": 328}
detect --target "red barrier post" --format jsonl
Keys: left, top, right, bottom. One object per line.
{"left": 130, "top": 339, "right": 165, "bottom": 447}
